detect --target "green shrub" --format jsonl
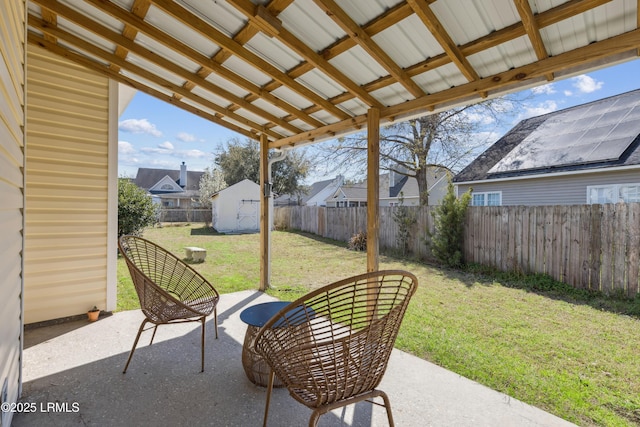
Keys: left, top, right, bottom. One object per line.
{"left": 118, "top": 178, "right": 158, "bottom": 237}
{"left": 392, "top": 192, "right": 417, "bottom": 255}
{"left": 429, "top": 180, "right": 471, "bottom": 267}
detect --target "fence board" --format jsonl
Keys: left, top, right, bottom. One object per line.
{"left": 601, "top": 204, "right": 614, "bottom": 294}
{"left": 578, "top": 205, "right": 590, "bottom": 289}
{"left": 627, "top": 204, "right": 640, "bottom": 297}
{"left": 613, "top": 203, "right": 628, "bottom": 295}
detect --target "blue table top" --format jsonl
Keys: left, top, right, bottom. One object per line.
{"left": 240, "top": 301, "right": 291, "bottom": 327}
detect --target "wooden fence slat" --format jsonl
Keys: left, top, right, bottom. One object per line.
{"left": 578, "top": 205, "right": 590, "bottom": 289}
{"left": 627, "top": 203, "right": 640, "bottom": 297}
{"left": 613, "top": 203, "right": 628, "bottom": 295}
{"left": 589, "top": 204, "right": 602, "bottom": 292}
{"left": 601, "top": 204, "right": 614, "bottom": 294}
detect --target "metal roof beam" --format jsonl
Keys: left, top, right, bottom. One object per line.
{"left": 406, "top": 0, "right": 479, "bottom": 82}
{"left": 227, "top": 0, "right": 384, "bottom": 108}
{"left": 151, "top": 0, "right": 350, "bottom": 121}
{"left": 313, "top": 0, "right": 427, "bottom": 99}
{"left": 514, "top": 0, "right": 554, "bottom": 81}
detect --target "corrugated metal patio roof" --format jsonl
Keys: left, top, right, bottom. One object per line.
{"left": 27, "top": 0, "right": 640, "bottom": 149}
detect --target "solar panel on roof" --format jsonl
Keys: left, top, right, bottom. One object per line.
{"left": 488, "top": 91, "right": 640, "bottom": 174}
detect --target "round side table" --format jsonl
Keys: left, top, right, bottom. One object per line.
{"left": 239, "top": 301, "right": 290, "bottom": 387}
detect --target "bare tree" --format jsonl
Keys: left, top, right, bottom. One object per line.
{"left": 198, "top": 167, "right": 227, "bottom": 208}
{"left": 317, "top": 97, "right": 520, "bottom": 205}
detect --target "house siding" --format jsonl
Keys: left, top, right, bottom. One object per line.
{"left": 457, "top": 168, "right": 640, "bottom": 205}
{"left": 0, "top": 0, "right": 25, "bottom": 424}
{"left": 24, "top": 44, "right": 112, "bottom": 323}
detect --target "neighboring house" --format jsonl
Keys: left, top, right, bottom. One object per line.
{"left": 211, "top": 179, "right": 262, "bottom": 233}
{"left": 454, "top": 89, "right": 640, "bottom": 206}
{"left": 325, "top": 167, "right": 450, "bottom": 207}
{"left": 274, "top": 175, "right": 344, "bottom": 207}
{"left": 133, "top": 162, "right": 205, "bottom": 208}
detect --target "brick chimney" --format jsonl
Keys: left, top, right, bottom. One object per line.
{"left": 179, "top": 162, "right": 187, "bottom": 188}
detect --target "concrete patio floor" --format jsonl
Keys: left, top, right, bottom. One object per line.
{"left": 14, "top": 290, "right": 577, "bottom": 427}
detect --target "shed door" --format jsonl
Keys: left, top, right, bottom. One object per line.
{"left": 237, "top": 200, "right": 259, "bottom": 230}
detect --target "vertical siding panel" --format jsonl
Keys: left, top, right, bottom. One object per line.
{"left": 24, "top": 45, "right": 110, "bottom": 323}
{"left": 0, "top": 1, "right": 25, "bottom": 425}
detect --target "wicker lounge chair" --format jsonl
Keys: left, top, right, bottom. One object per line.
{"left": 118, "top": 235, "right": 220, "bottom": 373}
{"left": 254, "top": 270, "right": 418, "bottom": 427}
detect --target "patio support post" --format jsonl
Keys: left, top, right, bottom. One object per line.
{"left": 367, "top": 108, "right": 380, "bottom": 273}
{"left": 259, "top": 133, "right": 270, "bottom": 291}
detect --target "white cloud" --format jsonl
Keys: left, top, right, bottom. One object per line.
{"left": 140, "top": 141, "right": 174, "bottom": 154}
{"left": 118, "top": 118, "right": 162, "bottom": 137}
{"left": 520, "top": 100, "right": 558, "bottom": 119}
{"left": 177, "top": 132, "right": 197, "bottom": 142}
{"left": 118, "top": 141, "right": 135, "bottom": 154}
{"left": 530, "top": 83, "right": 556, "bottom": 95}
{"left": 564, "top": 90, "right": 573, "bottom": 97}
{"left": 180, "top": 149, "right": 208, "bottom": 158}
{"left": 571, "top": 75, "right": 603, "bottom": 94}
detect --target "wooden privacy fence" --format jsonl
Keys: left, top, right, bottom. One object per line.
{"left": 159, "top": 208, "right": 211, "bottom": 223}
{"left": 274, "top": 204, "right": 640, "bottom": 298}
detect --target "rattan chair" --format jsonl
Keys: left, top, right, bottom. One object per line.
{"left": 118, "top": 235, "right": 220, "bottom": 373}
{"left": 254, "top": 270, "right": 418, "bottom": 427}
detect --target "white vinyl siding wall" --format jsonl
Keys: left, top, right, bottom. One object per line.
{"left": 0, "top": 1, "right": 25, "bottom": 425}
{"left": 24, "top": 45, "right": 113, "bottom": 324}
{"left": 457, "top": 168, "right": 640, "bottom": 206}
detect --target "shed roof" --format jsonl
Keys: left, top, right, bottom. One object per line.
{"left": 26, "top": 0, "right": 640, "bottom": 149}
{"left": 453, "top": 88, "right": 640, "bottom": 182}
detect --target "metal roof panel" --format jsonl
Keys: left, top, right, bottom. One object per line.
{"left": 373, "top": 15, "right": 444, "bottom": 69}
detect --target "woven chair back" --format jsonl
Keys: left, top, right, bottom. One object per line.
{"left": 255, "top": 270, "right": 417, "bottom": 408}
{"left": 118, "top": 235, "right": 217, "bottom": 323}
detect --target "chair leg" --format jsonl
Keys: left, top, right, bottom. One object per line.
{"left": 149, "top": 324, "right": 159, "bottom": 345}
{"left": 262, "top": 370, "right": 275, "bottom": 427}
{"left": 123, "top": 319, "right": 149, "bottom": 374}
{"left": 213, "top": 306, "right": 218, "bottom": 339}
{"left": 378, "top": 391, "right": 395, "bottom": 427}
{"left": 309, "top": 410, "right": 321, "bottom": 427}
{"left": 200, "top": 316, "right": 206, "bottom": 373}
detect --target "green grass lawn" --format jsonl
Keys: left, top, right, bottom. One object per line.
{"left": 118, "top": 223, "right": 640, "bottom": 427}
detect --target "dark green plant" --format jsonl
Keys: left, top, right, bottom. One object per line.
{"left": 429, "top": 180, "right": 471, "bottom": 267}
{"left": 118, "top": 178, "right": 158, "bottom": 237}
{"left": 392, "top": 192, "right": 417, "bottom": 255}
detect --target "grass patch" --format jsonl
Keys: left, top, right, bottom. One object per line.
{"left": 117, "top": 224, "right": 640, "bottom": 426}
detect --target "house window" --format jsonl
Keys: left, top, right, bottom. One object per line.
{"left": 471, "top": 192, "right": 501, "bottom": 206}
{"left": 588, "top": 183, "right": 640, "bottom": 204}
{"left": 160, "top": 184, "right": 174, "bottom": 190}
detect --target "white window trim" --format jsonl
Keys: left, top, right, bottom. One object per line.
{"left": 587, "top": 182, "right": 640, "bottom": 204}
{"left": 471, "top": 191, "right": 502, "bottom": 206}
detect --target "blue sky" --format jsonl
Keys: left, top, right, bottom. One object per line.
{"left": 118, "top": 58, "right": 640, "bottom": 180}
